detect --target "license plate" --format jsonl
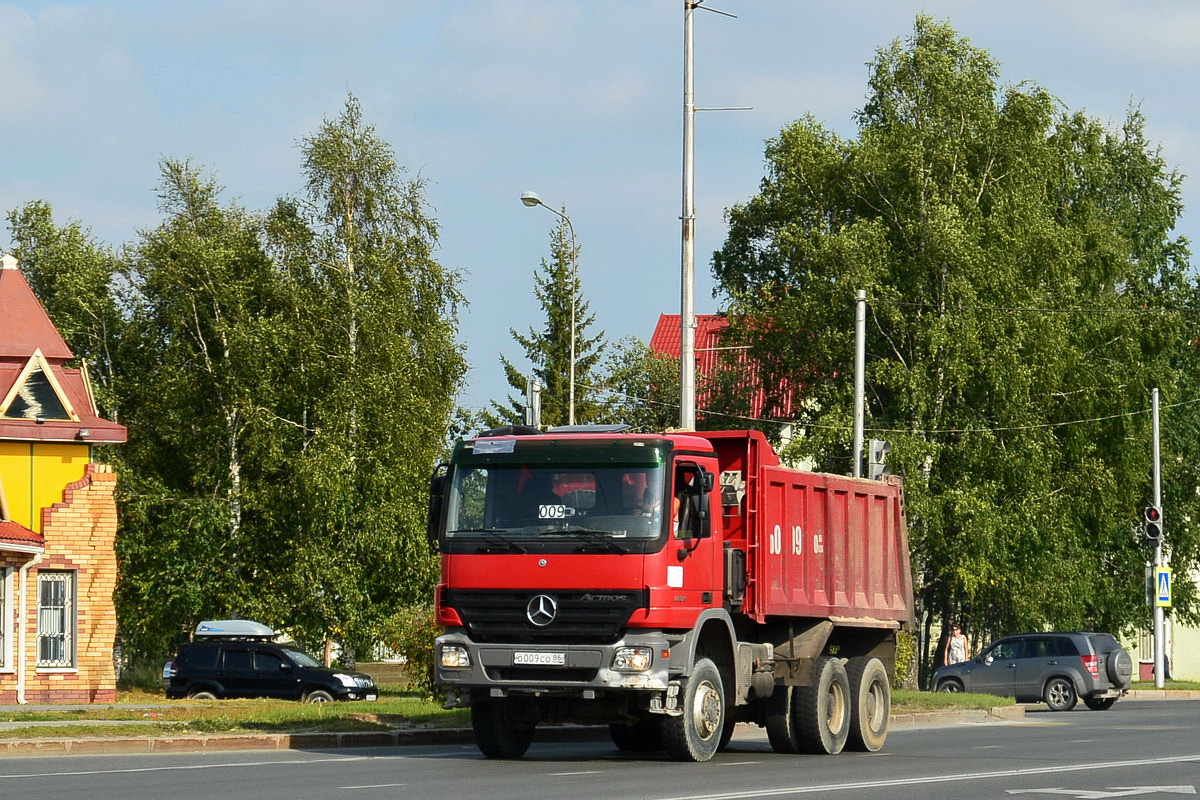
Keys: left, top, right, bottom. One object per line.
{"left": 513, "top": 651, "right": 565, "bottom": 666}
{"left": 366, "top": 694, "right": 377, "bottom": 701}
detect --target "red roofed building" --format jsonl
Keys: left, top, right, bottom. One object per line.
{"left": 649, "top": 314, "right": 799, "bottom": 421}
{"left": 0, "top": 253, "right": 125, "bottom": 703}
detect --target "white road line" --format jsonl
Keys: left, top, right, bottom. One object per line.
{"left": 721, "top": 761, "right": 762, "bottom": 766}
{"left": 974, "top": 745, "right": 1004, "bottom": 749}
{"left": 0, "top": 755, "right": 368, "bottom": 780}
{"left": 652, "top": 753, "right": 1200, "bottom": 800}
{"left": 341, "top": 783, "right": 407, "bottom": 790}
{"left": 549, "top": 770, "right": 603, "bottom": 776}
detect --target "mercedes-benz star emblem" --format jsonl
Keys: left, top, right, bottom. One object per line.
{"left": 526, "top": 594, "right": 558, "bottom": 627}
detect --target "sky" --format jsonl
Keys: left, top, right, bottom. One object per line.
{"left": 1, "top": 1, "right": 1196, "bottom": 418}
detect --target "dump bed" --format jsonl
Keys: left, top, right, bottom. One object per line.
{"left": 695, "top": 430, "right": 913, "bottom": 626}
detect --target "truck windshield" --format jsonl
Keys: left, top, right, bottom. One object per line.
{"left": 446, "top": 459, "right": 667, "bottom": 541}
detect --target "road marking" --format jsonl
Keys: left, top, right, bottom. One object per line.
{"left": 1008, "top": 787, "right": 1195, "bottom": 798}
{"left": 341, "top": 784, "right": 407, "bottom": 790}
{"left": 548, "top": 771, "right": 603, "bottom": 776}
{"left": 1071, "top": 740, "right": 1099, "bottom": 744}
{"left": 721, "top": 761, "right": 762, "bottom": 766}
{"left": 0, "top": 755, "right": 369, "bottom": 780}
{"left": 651, "top": 753, "right": 1200, "bottom": 800}
{"left": 974, "top": 745, "right": 1004, "bottom": 750}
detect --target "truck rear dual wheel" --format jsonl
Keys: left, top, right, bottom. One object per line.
{"left": 472, "top": 698, "right": 537, "bottom": 759}
{"left": 845, "top": 657, "right": 891, "bottom": 752}
{"left": 662, "top": 657, "right": 726, "bottom": 762}
{"left": 765, "top": 684, "right": 801, "bottom": 754}
{"left": 793, "top": 656, "right": 851, "bottom": 755}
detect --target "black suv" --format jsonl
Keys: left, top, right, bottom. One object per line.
{"left": 164, "top": 620, "right": 377, "bottom": 703}
{"left": 932, "top": 631, "right": 1133, "bottom": 711}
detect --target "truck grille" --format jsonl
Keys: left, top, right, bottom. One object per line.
{"left": 442, "top": 589, "right": 648, "bottom": 644}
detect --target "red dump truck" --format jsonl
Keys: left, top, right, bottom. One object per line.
{"left": 429, "top": 426, "right": 913, "bottom": 762}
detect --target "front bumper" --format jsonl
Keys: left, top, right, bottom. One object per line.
{"left": 434, "top": 629, "right": 673, "bottom": 700}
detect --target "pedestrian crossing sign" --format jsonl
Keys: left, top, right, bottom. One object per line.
{"left": 1155, "top": 567, "right": 1172, "bottom": 608}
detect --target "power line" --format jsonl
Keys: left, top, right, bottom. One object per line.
{"left": 873, "top": 298, "right": 1197, "bottom": 315}
{"left": 575, "top": 382, "right": 1200, "bottom": 436}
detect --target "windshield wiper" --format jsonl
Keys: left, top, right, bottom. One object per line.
{"left": 541, "top": 527, "right": 628, "bottom": 554}
{"left": 452, "top": 529, "right": 528, "bottom": 554}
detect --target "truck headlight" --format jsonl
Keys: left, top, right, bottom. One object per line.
{"left": 440, "top": 645, "right": 471, "bottom": 668}
{"left": 612, "top": 646, "right": 652, "bottom": 672}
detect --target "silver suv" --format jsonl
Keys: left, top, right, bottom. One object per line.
{"left": 932, "top": 632, "right": 1133, "bottom": 711}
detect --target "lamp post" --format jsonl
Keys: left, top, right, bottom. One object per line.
{"left": 521, "top": 191, "right": 578, "bottom": 426}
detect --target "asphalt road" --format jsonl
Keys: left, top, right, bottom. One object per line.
{"left": 0, "top": 699, "right": 1197, "bottom": 800}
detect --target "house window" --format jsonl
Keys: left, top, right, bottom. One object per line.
{"left": 37, "top": 571, "right": 75, "bottom": 667}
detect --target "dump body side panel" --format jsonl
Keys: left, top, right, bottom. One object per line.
{"left": 751, "top": 467, "right": 911, "bottom": 624}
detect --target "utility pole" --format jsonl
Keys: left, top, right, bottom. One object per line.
{"left": 679, "top": 0, "right": 697, "bottom": 430}
{"left": 1151, "top": 388, "right": 1165, "bottom": 689}
{"left": 853, "top": 290, "right": 866, "bottom": 478}
{"left": 679, "top": 1, "right": 745, "bottom": 430}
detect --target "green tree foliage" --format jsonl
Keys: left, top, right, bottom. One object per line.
{"left": 264, "top": 95, "right": 467, "bottom": 660}
{"left": 711, "top": 17, "right": 1193, "bottom": 679}
{"left": 594, "top": 337, "right": 680, "bottom": 432}
{"left": 115, "top": 160, "right": 289, "bottom": 658}
{"left": 487, "top": 215, "right": 604, "bottom": 428}
{"left": 7, "top": 201, "right": 126, "bottom": 420}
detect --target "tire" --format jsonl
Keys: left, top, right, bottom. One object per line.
{"left": 1083, "top": 696, "right": 1117, "bottom": 711}
{"left": 188, "top": 689, "right": 217, "bottom": 700}
{"left": 662, "top": 657, "right": 726, "bottom": 762}
{"left": 764, "top": 684, "right": 800, "bottom": 754}
{"left": 1043, "top": 677, "right": 1077, "bottom": 712}
{"left": 609, "top": 718, "right": 663, "bottom": 752}
{"left": 472, "top": 698, "right": 536, "bottom": 759}
{"left": 793, "top": 656, "right": 851, "bottom": 755}
{"left": 305, "top": 689, "right": 335, "bottom": 703}
{"left": 717, "top": 715, "right": 737, "bottom": 752}
{"left": 845, "top": 657, "right": 891, "bottom": 752}
{"left": 936, "top": 679, "right": 964, "bottom": 693}
{"left": 1107, "top": 649, "right": 1133, "bottom": 688}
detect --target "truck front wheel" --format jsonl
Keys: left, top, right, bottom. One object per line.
{"left": 793, "top": 656, "right": 850, "bottom": 755}
{"left": 845, "top": 657, "right": 890, "bottom": 752}
{"left": 662, "top": 657, "right": 726, "bottom": 762}
{"left": 472, "top": 698, "right": 536, "bottom": 759}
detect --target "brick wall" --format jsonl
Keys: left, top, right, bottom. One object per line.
{"left": 0, "top": 463, "right": 118, "bottom": 704}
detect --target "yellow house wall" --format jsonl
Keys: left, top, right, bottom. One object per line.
{"left": 0, "top": 442, "right": 88, "bottom": 532}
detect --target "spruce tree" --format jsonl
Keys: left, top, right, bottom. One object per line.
{"left": 488, "top": 215, "right": 604, "bottom": 428}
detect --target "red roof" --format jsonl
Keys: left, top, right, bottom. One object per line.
{"left": 649, "top": 313, "right": 798, "bottom": 420}
{"left": 0, "top": 520, "right": 45, "bottom": 551}
{"left": 0, "top": 258, "right": 126, "bottom": 444}
{"left": 0, "top": 265, "right": 72, "bottom": 359}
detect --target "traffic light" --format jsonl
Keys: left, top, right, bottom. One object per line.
{"left": 1144, "top": 506, "right": 1162, "bottom": 541}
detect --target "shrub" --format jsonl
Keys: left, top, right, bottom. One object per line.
{"left": 378, "top": 605, "right": 442, "bottom": 700}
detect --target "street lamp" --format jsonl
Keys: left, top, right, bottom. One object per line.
{"left": 520, "top": 191, "right": 578, "bottom": 426}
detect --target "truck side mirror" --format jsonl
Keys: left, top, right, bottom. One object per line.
{"left": 697, "top": 492, "right": 711, "bottom": 539}
{"left": 427, "top": 464, "right": 449, "bottom": 550}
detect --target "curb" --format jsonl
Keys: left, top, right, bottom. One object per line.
{"left": 0, "top": 708, "right": 1026, "bottom": 758}
{"left": 1126, "top": 689, "right": 1200, "bottom": 700}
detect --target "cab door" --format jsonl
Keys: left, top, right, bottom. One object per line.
{"left": 668, "top": 459, "right": 720, "bottom": 609}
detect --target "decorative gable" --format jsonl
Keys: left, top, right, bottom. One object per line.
{"left": 0, "top": 349, "right": 78, "bottom": 422}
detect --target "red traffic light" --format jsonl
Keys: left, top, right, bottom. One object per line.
{"left": 1144, "top": 506, "right": 1161, "bottom": 523}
